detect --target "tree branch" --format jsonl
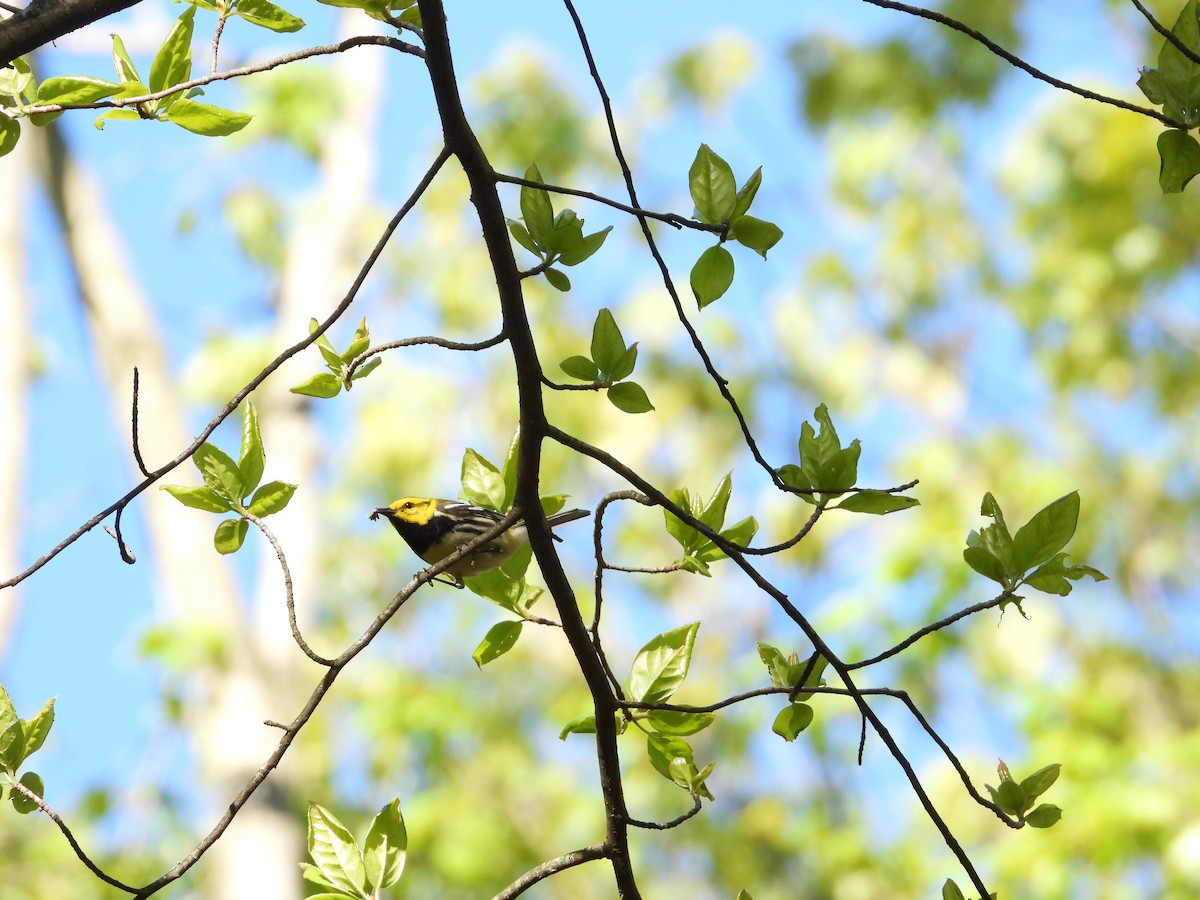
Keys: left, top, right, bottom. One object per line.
{"left": 0, "top": 0, "right": 144, "bottom": 69}
{"left": 490, "top": 843, "right": 609, "bottom": 900}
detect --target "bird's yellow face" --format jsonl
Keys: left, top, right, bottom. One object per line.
{"left": 383, "top": 497, "right": 440, "bottom": 525}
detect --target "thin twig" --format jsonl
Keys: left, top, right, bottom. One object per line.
{"left": 2, "top": 146, "right": 450, "bottom": 591}
{"left": 863, "top": 0, "right": 1186, "bottom": 127}
{"left": 495, "top": 172, "right": 722, "bottom": 233}
{"left": 244, "top": 511, "right": 334, "bottom": 666}
{"left": 10, "top": 782, "right": 140, "bottom": 893}
{"left": 0, "top": 1, "right": 23, "bottom": 13}
{"left": 102, "top": 517, "right": 135, "bottom": 564}
{"left": 344, "top": 331, "right": 506, "bottom": 378}
{"left": 130, "top": 367, "right": 151, "bottom": 478}
{"left": 627, "top": 796, "right": 703, "bottom": 830}
{"left": 22, "top": 35, "right": 424, "bottom": 116}
{"left": 210, "top": 13, "right": 227, "bottom": 75}
{"left": 845, "top": 589, "right": 1014, "bottom": 670}
{"left": 1131, "top": 0, "right": 1200, "bottom": 67}
{"left": 490, "top": 844, "right": 609, "bottom": 900}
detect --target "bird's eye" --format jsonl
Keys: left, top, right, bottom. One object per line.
{"left": 403, "top": 501, "right": 414, "bottom": 509}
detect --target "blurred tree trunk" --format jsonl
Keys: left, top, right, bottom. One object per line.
{"left": 0, "top": 134, "right": 31, "bottom": 663}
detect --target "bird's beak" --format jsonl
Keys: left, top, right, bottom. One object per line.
{"left": 369, "top": 507, "right": 392, "bottom": 522}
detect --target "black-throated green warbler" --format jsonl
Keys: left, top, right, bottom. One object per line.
{"left": 370, "top": 497, "right": 590, "bottom": 587}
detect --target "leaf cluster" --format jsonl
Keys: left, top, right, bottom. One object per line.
{"left": 301, "top": 799, "right": 407, "bottom": 899}
{"left": 0, "top": 684, "right": 54, "bottom": 816}
{"left": 161, "top": 402, "right": 297, "bottom": 553}
{"left": 663, "top": 473, "right": 758, "bottom": 575}
{"left": 983, "top": 759, "right": 1062, "bottom": 828}
{"left": 291, "top": 318, "right": 382, "bottom": 399}
{"left": 559, "top": 308, "right": 654, "bottom": 414}
{"left": 1138, "top": 0, "right": 1200, "bottom": 191}
{"left": 757, "top": 644, "right": 828, "bottom": 741}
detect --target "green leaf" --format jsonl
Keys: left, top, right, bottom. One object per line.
{"left": 728, "top": 214, "right": 783, "bottom": 258}
{"left": 472, "top": 620, "right": 523, "bottom": 668}
{"left": 362, "top": 798, "right": 406, "bottom": 891}
{"left": 0, "top": 685, "right": 17, "bottom": 736}
{"left": 1157, "top": 0, "right": 1200, "bottom": 125}
{"left": 1138, "top": 67, "right": 1166, "bottom": 105}
{"left": 464, "top": 568, "right": 524, "bottom": 613}
{"left": 645, "top": 709, "right": 716, "bottom": 736}
{"left": 560, "top": 355, "right": 599, "bottom": 382}
{"left": 628, "top": 622, "right": 699, "bottom": 704}
{"left": 790, "top": 652, "right": 829, "bottom": 701}
{"left": 0, "top": 720, "right": 25, "bottom": 770}
{"left": 247, "top": 481, "right": 297, "bottom": 517}
{"left": 164, "top": 98, "right": 252, "bottom": 136}
{"left": 543, "top": 266, "right": 571, "bottom": 291}
{"left": 342, "top": 317, "right": 370, "bottom": 364}
{"left": 590, "top": 308, "right": 626, "bottom": 375}
{"left": 93, "top": 109, "right": 142, "bottom": 131}
{"left": 149, "top": 7, "right": 195, "bottom": 97}
{"left": 307, "top": 802, "right": 368, "bottom": 897}
{"left": 349, "top": 357, "right": 381, "bottom": 381}
{"left": 645, "top": 733, "right": 693, "bottom": 781}
{"left": 942, "top": 880, "right": 967, "bottom": 900}
{"left": 1158, "top": 130, "right": 1200, "bottom": 193}
{"left": 688, "top": 143, "right": 737, "bottom": 224}
{"left": 1025, "top": 803, "right": 1063, "bottom": 828}
{"left": 607, "top": 381, "right": 654, "bottom": 414}
{"left": 290, "top": 372, "right": 343, "bottom": 398}
{"left": 664, "top": 487, "right": 697, "bottom": 551}
{"left": 111, "top": 34, "right": 142, "bottom": 85}
{"left": 36, "top": 75, "right": 122, "bottom": 106}
{"left": 21, "top": 698, "right": 55, "bottom": 758}
{"left": 609, "top": 343, "right": 639, "bottom": 382}
{"left": 232, "top": 0, "right": 306, "bottom": 32}
{"left": 507, "top": 219, "right": 540, "bottom": 255}
{"left": 697, "top": 472, "right": 732, "bottom": 531}
{"left": 1023, "top": 553, "right": 1107, "bottom": 595}
{"left": 835, "top": 491, "right": 919, "bottom": 515}
{"left": 160, "top": 484, "right": 232, "bottom": 513}
{"left": 771, "top": 702, "right": 814, "bottom": 741}
{"left": 731, "top": 166, "right": 762, "bottom": 220}
{"left": 995, "top": 779, "right": 1026, "bottom": 814}
{"left": 690, "top": 244, "right": 735, "bottom": 308}
{"left": 963, "top": 546, "right": 1008, "bottom": 585}
{"left": 194, "top": 442, "right": 244, "bottom": 502}
{"left": 499, "top": 426, "right": 521, "bottom": 511}
{"left": 0, "top": 56, "right": 34, "bottom": 101}
{"left": 1019, "top": 763, "right": 1061, "bottom": 801}
{"left": 557, "top": 225, "right": 611, "bottom": 266}
{"left": 1011, "top": 491, "right": 1079, "bottom": 574}
{"left": 0, "top": 116, "right": 19, "bottom": 158}
{"left": 461, "top": 448, "right": 505, "bottom": 510}
{"left": 559, "top": 714, "right": 597, "bottom": 739}
{"left": 520, "top": 163, "right": 554, "bottom": 246}
{"left": 213, "top": 518, "right": 248, "bottom": 554}
{"left": 11, "top": 771, "right": 43, "bottom": 815}
{"left": 238, "top": 402, "right": 265, "bottom": 495}
{"left": 757, "top": 643, "right": 791, "bottom": 688}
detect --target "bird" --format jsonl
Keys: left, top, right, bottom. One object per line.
{"left": 370, "top": 497, "right": 591, "bottom": 587}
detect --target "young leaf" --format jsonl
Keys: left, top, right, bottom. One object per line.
{"left": 36, "top": 75, "right": 122, "bottom": 106}
{"left": 557, "top": 225, "right": 611, "bottom": 266}
{"left": 690, "top": 244, "right": 735, "bottom": 308}
{"left": 507, "top": 219, "right": 540, "bottom": 255}
{"left": 194, "top": 443, "right": 245, "bottom": 503}
{"left": 164, "top": 98, "right": 252, "bottom": 136}
{"left": 757, "top": 642, "right": 791, "bottom": 688}
{"left": 645, "top": 709, "right": 716, "bottom": 736}
{"left": 21, "top": 698, "right": 55, "bottom": 759}
{"left": 93, "top": 108, "right": 142, "bottom": 131}
{"left": 0, "top": 685, "right": 17, "bottom": 735}
{"left": 342, "top": 317, "right": 371, "bottom": 365}
{"left": 232, "top": 0, "right": 306, "bottom": 32}
{"left": 461, "top": 448, "right": 505, "bottom": 510}
{"left": 111, "top": 34, "right": 142, "bottom": 86}
{"left": 1025, "top": 803, "right": 1062, "bottom": 828}
{"left": 543, "top": 267, "right": 571, "bottom": 291}
{"left": 161, "top": 484, "right": 233, "bottom": 513}
{"left": 942, "top": 880, "right": 967, "bottom": 900}
{"left": 0, "top": 117, "right": 19, "bottom": 158}
{"left": 1022, "top": 553, "right": 1107, "bottom": 595}
{"left": 0, "top": 720, "right": 25, "bottom": 771}
{"left": 11, "top": 771, "right": 43, "bottom": 815}
{"left": 238, "top": 402, "right": 265, "bottom": 495}
{"left": 472, "top": 620, "right": 523, "bottom": 668}
{"left": 560, "top": 355, "right": 600, "bottom": 382}
{"left": 362, "top": 798, "right": 406, "bottom": 891}
{"left": 728, "top": 214, "right": 783, "bottom": 258}
{"left": 688, "top": 143, "right": 737, "bottom": 224}
{"left": 609, "top": 344, "right": 639, "bottom": 382}
{"left": 1019, "top": 763, "right": 1061, "bottom": 801}
{"left": 628, "top": 622, "right": 700, "bottom": 704}
{"left": 307, "top": 802, "right": 368, "bottom": 897}
{"left": 590, "top": 308, "right": 626, "bottom": 375}
{"left": 835, "top": 491, "right": 919, "bottom": 515}
{"left": 559, "top": 714, "right": 597, "bottom": 739}
{"left": 607, "top": 381, "right": 654, "bottom": 414}
{"left": 698, "top": 472, "right": 732, "bottom": 531}
{"left": 645, "top": 734, "right": 694, "bottom": 781}
{"left": 771, "top": 702, "right": 814, "bottom": 741}
{"left": 520, "top": 163, "right": 554, "bottom": 246}
{"left": 1158, "top": 129, "right": 1200, "bottom": 193}
{"left": 213, "top": 518, "right": 249, "bottom": 554}
{"left": 247, "top": 481, "right": 297, "bottom": 517}
{"left": 291, "top": 372, "right": 343, "bottom": 398}
{"left": 731, "top": 166, "right": 762, "bottom": 220}
{"left": 148, "top": 7, "right": 195, "bottom": 97}
{"left": 1011, "top": 491, "right": 1080, "bottom": 575}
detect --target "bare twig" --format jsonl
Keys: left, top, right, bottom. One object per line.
{"left": 210, "top": 13, "right": 227, "bottom": 75}
{"left": 102, "top": 519, "right": 135, "bottom": 564}
{"left": 627, "top": 796, "right": 703, "bottom": 830}
{"left": 495, "top": 172, "right": 722, "bottom": 233}
{"left": 1131, "top": 0, "right": 1200, "bottom": 67}
{"left": 863, "top": 0, "right": 1186, "bottom": 127}
{"left": 130, "top": 367, "right": 151, "bottom": 479}
{"left": 344, "top": 331, "right": 506, "bottom": 378}
{"left": 22, "top": 35, "right": 424, "bottom": 116}
{"left": 2, "top": 145, "right": 450, "bottom": 591}
{"left": 845, "top": 589, "right": 1015, "bottom": 670}
{"left": 244, "top": 511, "right": 334, "bottom": 666}
{"left": 0, "top": 1, "right": 23, "bottom": 14}
{"left": 490, "top": 844, "right": 609, "bottom": 900}
{"left": 10, "top": 781, "right": 140, "bottom": 893}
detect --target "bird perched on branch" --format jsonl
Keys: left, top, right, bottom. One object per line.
{"left": 371, "top": 497, "right": 590, "bottom": 587}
